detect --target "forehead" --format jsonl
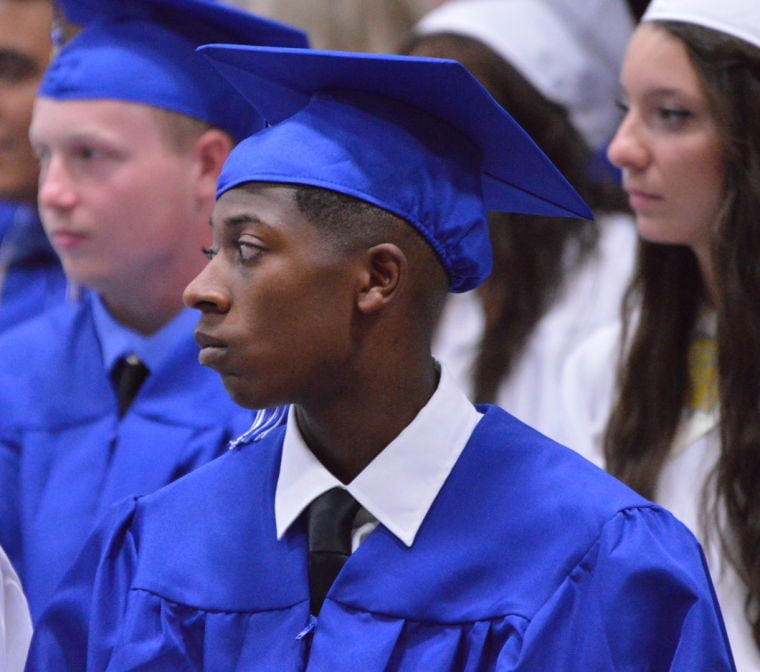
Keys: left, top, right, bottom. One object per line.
{"left": 621, "top": 24, "right": 704, "bottom": 99}
{"left": 212, "top": 184, "right": 319, "bottom": 237}
{"left": 0, "top": 1, "right": 52, "bottom": 61}
{"left": 214, "top": 184, "right": 299, "bottom": 221}
{"left": 30, "top": 97, "right": 166, "bottom": 142}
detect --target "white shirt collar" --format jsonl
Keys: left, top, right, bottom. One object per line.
{"left": 275, "top": 364, "right": 482, "bottom": 547}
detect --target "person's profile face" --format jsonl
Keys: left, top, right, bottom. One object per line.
{"left": 607, "top": 23, "right": 725, "bottom": 261}
{"left": 29, "top": 98, "right": 204, "bottom": 296}
{"left": 183, "top": 183, "right": 360, "bottom": 411}
{"left": 0, "top": 0, "right": 52, "bottom": 203}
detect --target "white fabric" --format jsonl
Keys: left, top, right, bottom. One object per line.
{"left": 433, "top": 212, "right": 636, "bottom": 441}
{"left": 558, "top": 322, "right": 759, "bottom": 671}
{"left": 0, "top": 546, "right": 32, "bottom": 672}
{"left": 644, "top": 0, "right": 760, "bottom": 50}
{"left": 275, "top": 364, "right": 482, "bottom": 547}
{"left": 414, "top": 0, "right": 634, "bottom": 149}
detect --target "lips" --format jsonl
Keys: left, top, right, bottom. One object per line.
{"left": 47, "top": 228, "right": 87, "bottom": 251}
{"left": 194, "top": 330, "right": 228, "bottom": 367}
{"left": 194, "top": 331, "right": 226, "bottom": 349}
{"left": 625, "top": 187, "right": 662, "bottom": 212}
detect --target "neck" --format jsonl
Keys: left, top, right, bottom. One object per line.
{"left": 99, "top": 286, "right": 185, "bottom": 335}
{"left": 295, "top": 356, "right": 439, "bottom": 484}
{"left": 94, "top": 248, "right": 207, "bottom": 335}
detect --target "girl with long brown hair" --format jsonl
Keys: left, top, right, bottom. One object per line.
{"left": 562, "top": 1, "right": 760, "bottom": 666}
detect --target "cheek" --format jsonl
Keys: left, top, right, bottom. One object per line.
{"left": 680, "top": 147, "right": 724, "bottom": 222}
{"left": 5, "top": 85, "right": 36, "bottom": 125}
{"left": 250, "top": 276, "right": 353, "bottom": 355}
{"left": 109, "top": 180, "right": 176, "bottom": 232}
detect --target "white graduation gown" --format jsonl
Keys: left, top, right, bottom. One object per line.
{"left": 433, "top": 211, "right": 636, "bottom": 441}
{"left": 559, "top": 321, "right": 758, "bottom": 671}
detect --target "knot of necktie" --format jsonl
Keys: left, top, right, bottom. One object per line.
{"left": 110, "top": 354, "right": 149, "bottom": 417}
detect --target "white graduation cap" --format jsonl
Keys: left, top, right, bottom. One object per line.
{"left": 644, "top": 0, "right": 760, "bottom": 49}
{"left": 413, "top": 0, "right": 635, "bottom": 150}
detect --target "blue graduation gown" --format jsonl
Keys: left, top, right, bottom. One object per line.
{"left": 0, "top": 203, "right": 66, "bottom": 333}
{"left": 27, "top": 406, "right": 735, "bottom": 670}
{"left": 0, "top": 299, "right": 252, "bottom": 621}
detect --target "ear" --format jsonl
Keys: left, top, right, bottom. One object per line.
{"left": 356, "top": 243, "right": 407, "bottom": 315}
{"left": 191, "top": 129, "right": 234, "bottom": 208}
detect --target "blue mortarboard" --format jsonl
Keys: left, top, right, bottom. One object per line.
{"left": 39, "top": 0, "right": 308, "bottom": 142}
{"left": 200, "top": 46, "right": 594, "bottom": 292}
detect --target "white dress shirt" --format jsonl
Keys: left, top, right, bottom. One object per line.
{"left": 275, "top": 365, "right": 482, "bottom": 549}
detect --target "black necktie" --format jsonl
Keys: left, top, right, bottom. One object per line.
{"left": 307, "top": 487, "right": 360, "bottom": 616}
{"left": 110, "top": 354, "right": 149, "bottom": 417}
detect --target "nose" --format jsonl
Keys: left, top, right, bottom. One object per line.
{"left": 607, "top": 112, "right": 650, "bottom": 173}
{"left": 37, "top": 154, "right": 78, "bottom": 212}
{"left": 183, "top": 258, "right": 231, "bottom": 314}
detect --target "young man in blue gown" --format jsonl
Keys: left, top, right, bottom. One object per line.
{"left": 0, "top": 0, "right": 307, "bottom": 623}
{"left": 27, "top": 45, "right": 735, "bottom": 670}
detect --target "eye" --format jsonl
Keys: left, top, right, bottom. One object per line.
{"left": 614, "top": 98, "right": 629, "bottom": 114}
{"left": 655, "top": 106, "right": 693, "bottom": 129}
{"left": 201, "top": 246, "right": 218, "bottom": 260}
{"left": 71, "top": 144, "right": 105, "bottom": 162}
{"left": 236, "top": 239, "right": 263, "bottom": 262}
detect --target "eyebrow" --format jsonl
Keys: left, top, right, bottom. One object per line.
{"left": 621, "top": 82, "right": 698, "bottom": 100}
{"left": 646, "top": 87, "right": 687, "bottom": 97}
{"left": 29, "top": 127, "right": 120, "bottom": 149}
{"left": 210, "top": 212, "right": 271, "bottom": 231}
{"left": 224, "top": 213, "right": 262, "bottom": 229}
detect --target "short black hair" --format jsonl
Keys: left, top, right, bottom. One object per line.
{"left": 294, "top": 185, "right": 411, "bottom": 253}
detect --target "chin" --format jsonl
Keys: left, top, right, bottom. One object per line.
{"left": 222, "top": 378, "right": 268, "bottom": 411}
{"left": 635, "top": 219, "right": 676, "bottom": 246}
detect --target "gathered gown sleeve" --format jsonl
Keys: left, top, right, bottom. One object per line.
{"left": 25, "top": 497, "right": 140, "bottom": 672}
{"left": 513, "top": 506, "right": 736, "bottom": 671}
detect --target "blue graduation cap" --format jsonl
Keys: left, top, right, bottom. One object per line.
{"left": 201, "top": 46, "right": 594, "bottom": 292}
{"left": 39, "top": 0, "right": 308, "bottom": 142}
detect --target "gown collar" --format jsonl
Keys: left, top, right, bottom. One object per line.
{"left": 275, "top": 364, "right": 482, "bottom": 547}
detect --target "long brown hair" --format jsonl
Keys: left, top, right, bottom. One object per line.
{"left": 404, "top": 33, "right": 627, "bottom": 403}
{"left": 603, "top": 22, "right": 760, "bottom": 646}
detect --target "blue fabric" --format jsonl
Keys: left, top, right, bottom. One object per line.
{"left": 0, "top": 203, "right": 66, "bottom": 333}
{"left": 41, "top": 0, "right": 308, "bottom": 142}
{"left": 203, "top": 46, "right": 593, "bottom": 292}
{"left": 89, "top": 292, "right": 200, "bottom": 375}
{"left": 0, "top": 298, "right": 253, "bottom": 622}
{"left": 27, "top": 406, "right": 735, "bottom": 670}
